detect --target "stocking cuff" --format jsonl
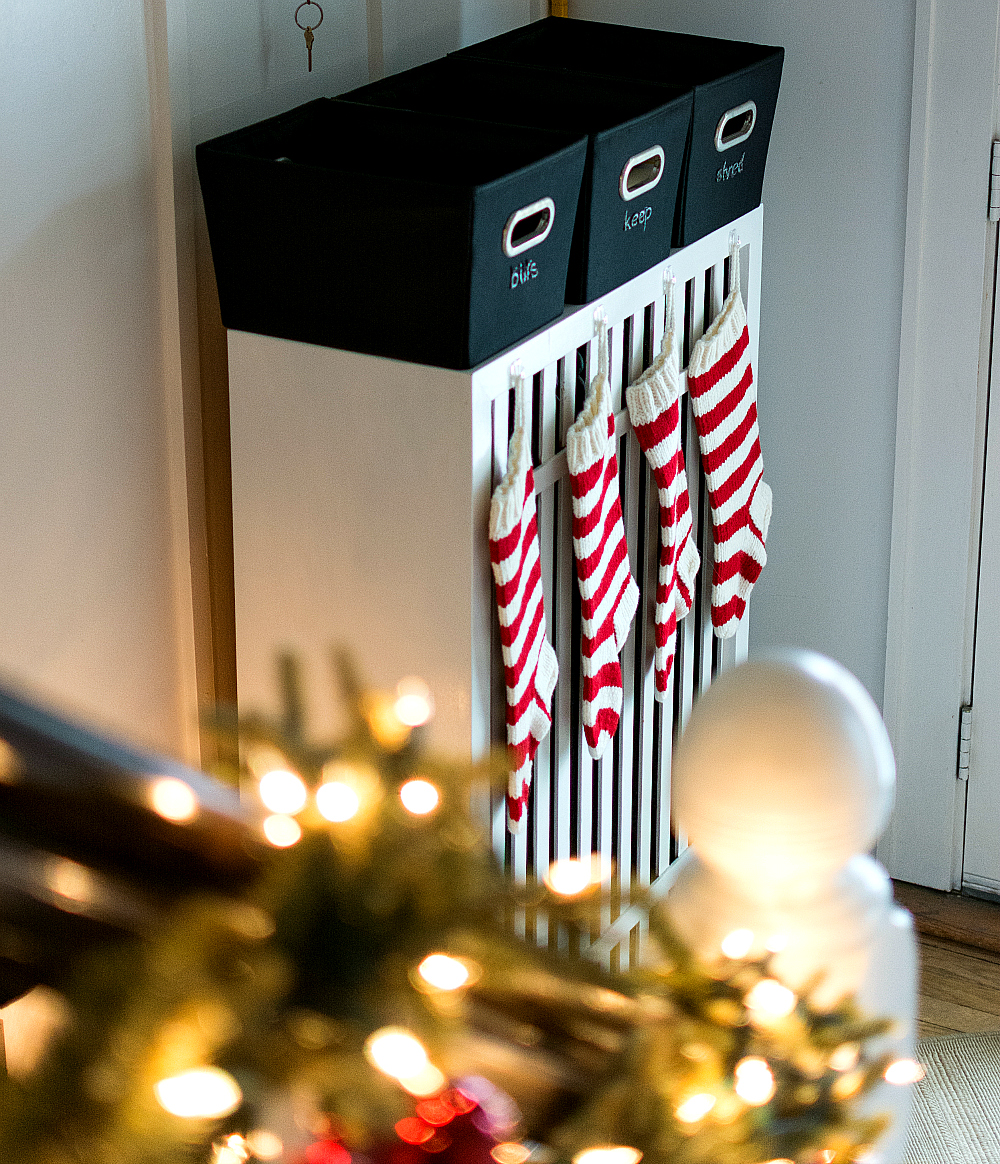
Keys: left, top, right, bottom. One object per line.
{"left": 489, "top": 420, "right": 530, "bottom": 543}
{"left": 625, "top": 338, "right": 680, "bottom": 430}
{"left": 688, "top": 286, "right": 746, "bottom": 381}
{"left": 566, "top": 373, "right": 611, "bottom": 476}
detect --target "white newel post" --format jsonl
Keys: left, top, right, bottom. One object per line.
{"left": 662, "top": 650, "right": 917, "bottom": 1163}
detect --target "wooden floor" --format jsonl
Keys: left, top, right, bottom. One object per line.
{"left": 894, "top": 881, "right": 1000, "bottom": 1038}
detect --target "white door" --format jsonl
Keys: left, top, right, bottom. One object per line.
{"left": 965, "top": 234, "right": 1000, "bottom": 899}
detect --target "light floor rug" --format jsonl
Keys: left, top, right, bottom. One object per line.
{"left": 904, "top": 1031, "right": 1000, "bottom": 1162}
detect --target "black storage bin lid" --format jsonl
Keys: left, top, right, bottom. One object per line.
{"left": 197, "top": 99, "right": 589, "bottom": 368}
{"left": 452, "top": 16, "right": 780, "bottom": 87}
{"left": 341, "top": 56, "right": 693, "bottom": 302}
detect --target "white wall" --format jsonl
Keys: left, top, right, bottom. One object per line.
{"left": 573, "top": 0, "right": 916, "bottom": 708}
{"left": 0, "top": 0, "right": 188, "bottom": 754}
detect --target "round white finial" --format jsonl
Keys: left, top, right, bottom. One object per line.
{"left": 673, "top": 650, "right": 895, "bottom": 887}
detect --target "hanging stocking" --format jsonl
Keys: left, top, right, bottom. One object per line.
{"left": 626, "top": 274, "right": 700, "bottom": 699}
{"left": 567, "top": 316, "right": 640, "bottom": 759}
{"left": 687, "top": 239, "right": 772, "bottom": 638}
{"left": 489, "top": 371, "right": 558, "bottom": 832}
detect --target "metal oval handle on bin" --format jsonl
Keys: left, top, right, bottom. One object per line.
{"left": 503, "top": 197, "right": 555, "bottom": 257}
{"left": 714, "top": 100, "right": 757, "bottom": 151}
{"left": 619, "top": 145, "right": 665, "bottom": 202}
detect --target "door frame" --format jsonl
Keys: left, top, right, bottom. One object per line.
{"left": 878, "top": 0, "right": 1000, "bottom": 889}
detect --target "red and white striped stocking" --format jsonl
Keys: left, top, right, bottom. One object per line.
{"left": 687, "top": 241, "right": 772, "bottom": 638}
{"left": 626, "top": 276, "right": 700, "bottom": 698}
{"left": 568, "top": 316, "right": 639, "bottom": 759}
{"left": 489, "top": 374, "right": 558, "bottom": 832}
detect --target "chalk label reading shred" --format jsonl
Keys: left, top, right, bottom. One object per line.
{"left": 716, "top": 152, "right": 746, "bottom": 182}
{"left": 623, "top": 206, "right": 653, "bottom": 232}
{"left": 510, "top": 259, "right": 538, "bottom": 289}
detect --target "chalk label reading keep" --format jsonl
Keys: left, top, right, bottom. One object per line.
{"left": 510, "top": 259, "right": 538, "bottom": 289}
{"left": 623, "top": 206, "right": 653, "bottom": 232}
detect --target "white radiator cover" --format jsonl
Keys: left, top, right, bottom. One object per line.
{"left": 228, "top": 205, "right": 763, "bottom": 963}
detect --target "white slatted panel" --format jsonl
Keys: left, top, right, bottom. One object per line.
{"left": 472, "top": 208, "right": 764, "bottom": 962}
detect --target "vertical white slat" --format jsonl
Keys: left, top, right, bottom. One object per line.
{"left": 600, "top": 319, "right": 628, "bottom": 943}
{"left": 631, "top": 305, "right": 656, "bottom": 888}
{"left": 619, "top": 312, "right": 647, "bottom": 901}
{"left": 532, "top": 361, "right": 559, "bottom": 945}
{"left": 554, "top": 359, "right": 575, "bottom": 872}
{"left": 491, "top": 388, "right": 511, "bottom": 866}
{"left": 512, "top": 381, "right": 535, "bottom": 935}
{"left": 577, "top": 333, "right": 596, "bottom": 866}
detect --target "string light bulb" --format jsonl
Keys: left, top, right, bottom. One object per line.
{"left": 246, "top": 1131, "right": 283, "bottom": 1160}
{"left": 884, "top": 1058, "right": 925, "bottom": 1085}
{"left": 149, "top": 777, "right": 199, "bottom": 822}
{"left": 492, "top": 1144, "right": 531, "bottom": 1164}
{"left": 720, "top": 928, "right": 754, "bottom": 958}
{"left": 258, "top": 768, "right": 307, "bottom": 814}
{"left": 316, "top": 781, "right": 360, "bottom": 822}
{"left": 675, "top": 1093, "right": 716, "bottom": 1123}
{"left": 417, "top": 953, "right": 474, "bottom": 991}
{"left": 400, "top": 779, "right": 440, "bottom": 815}
{"left": 399, "top": 1063, "right": 447, "bottom": 1096}
{"left": 366, "top": 1027, "right": 429, "bottom": 1080}
{"left": 394, "top": 677, "right": 435, "bottom": 727}
{"left": 544, "top": 855, "right": 608, "bottom": 896}
{"left": 154, "top": 1067, "right": 242, "bottom": 1118}
{"left": 733, "top": 1057, "right": 776, "bottom": 1105}
{"left": 262, "top": 813, "right": 302, "bottom": 847}
{"left": 744, "top": 978, "right": 797, "bottom": 1019}
{"left": 573, "top": 1147, "right": 643, "bottom": 1164}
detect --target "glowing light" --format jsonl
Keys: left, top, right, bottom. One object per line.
{"left": 395, "top": 677, "right": 435, "bottom": 726}
{"left": 492, "top": 1144, "right": 532, "bottom": 1164}
{"left": 154, "top": 1067, "right": 242, "bottom": 1118}
{"left": 544, "top": 855, "right": 608, "bottom": 896}
{"left": 573, "top": 1148, "right": 643, "bottom": 1164}
{"left": 817, "top": 1152, "right": 836, "bottom": 1164}
{"left": 365, "top": 693, "right": 411, "bottom": 749}
{"left": 829, "top": 1043, "right": 860, "bottom": 1072}
{"left": 418, "top": 954, "right": 472, "bottom": 991}
{"left": 744, "top": 978, "right": 797, "bottom": 1019}
{"left": 262, "top": 814, "right": 302, "bottom": 847}
{"left": 43, "top": 858, "right": 94, "bottom": 906}
{"left": 246, "top": 1130, "right": 284, "bottom": 1160}
{"left": 400, "top": 779, "right": 440, "bottom": 815}
{"left": 396, "top": 1118, "right": 435, "bottom": 1145}
{"left": 720, "top": 929, "right": 754, "bottom": 959}
{"left": 258, "top": 768, "right": 307, "bottom": 814}
{"left": 150, "top": 777, "right": 199, "bottom": 822}
{"left": 213, "top": 1136, "right": 250, "bottom": 1163}
{"left": 765, "top": 933, "right": 788, "bottom": 953}
{"left": 733, "top": 1057, "right": 776, "bottom": 1105}
{"left": 884, "top": 1058, "right": 925, "bottom": 1085}
{"left": 831, "top": 1070, "right": 863, "bottom": 1100}
{"left": 316, "top": 781, "right": 361, "bottom": 822}
{"left": 400, "top": 1063, "right": 448, "bottom": 1096}
{"left": 415, "top": 1097, "right": 456, "bottom": 1126}
{"left": 366, "top": 1027, "right": 428, "bottom": 1080}
{"left": 675, "top": 1093, "right": 716, "bottom": 1123}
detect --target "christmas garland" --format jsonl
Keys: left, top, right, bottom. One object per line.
{"left": 0, "top": 658, "right": 904, "bottom": 1164}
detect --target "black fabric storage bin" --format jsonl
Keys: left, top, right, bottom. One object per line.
{"left": 196, "top": 99, "right": 587, "bottom": 369}
{"left": 340, "top": 57, "right": 692, "bottom": 304}
{"left": 453, "top": 17, "right": 783, "bottom": 247}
